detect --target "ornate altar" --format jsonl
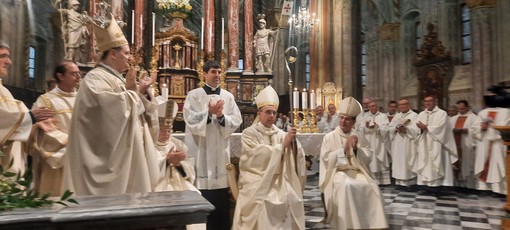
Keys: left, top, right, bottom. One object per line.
{"left": 319, "top": 82, "right": 342, "bottom": 108}
{"left": 414, "top": 23, "right": 453, "bottom": 108}
{"left": 152, "top": 14, "right": 199, "bottom": 131}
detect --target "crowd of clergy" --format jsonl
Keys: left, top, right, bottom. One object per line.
{"left": 1, "top": 17, "right": 509, "bottom": 230}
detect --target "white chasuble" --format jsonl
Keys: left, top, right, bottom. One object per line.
{"left": 388, "top": 110, "right": 420, "bottom": 186}
{"left": 414, "top": 106, "right": 458, "bottom": 187}
{"left": 62, "top": 64, "right": 160, "bottom": 195}
{"left": 183, "top": 88, "right": 242, "bottom": 190}
{"left": 449, "top": 111, "right": 480, "bottom": 188}
{"left": 319, "top": 127, "right": 388, "bottom": 230}
{"left": 471, "top": 107, "right": 510, "bottom": 194}
{"left": 233, "top": 123, "right": 306, "bottom": 230}
{"left": 28, "top": 87, "right": 76, "bottom": 196}
{"left": 0, "top": 79, "right": 32, "bottom": 174}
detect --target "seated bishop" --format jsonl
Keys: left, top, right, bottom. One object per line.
{"left": 232, "top": 85, "right": 306, "bottom": 230}
{"left": 319, "top": 97, "right": 388, "bottom": 230}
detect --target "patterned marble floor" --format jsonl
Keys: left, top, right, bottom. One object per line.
{"left": 303, "top": 173, "right": 506, "bottom": 230}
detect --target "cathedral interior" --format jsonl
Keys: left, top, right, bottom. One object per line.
{"left": 1, "top": 0, "right": 510, "bottom": 229}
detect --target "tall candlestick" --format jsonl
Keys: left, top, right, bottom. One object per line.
{"left": 139, "top": 15, "right": 143, "bottom": 36}
{"left": 310, "top": 90, "right": 316, "bottom": 109}
{"left": 131, "top": 10, "right": 134, "bottom": 43}
{"left": 200, "top": 17, "right": 204, "bottom": 50}
{"left": 293, "top": 88, "right": 299, "bottom": 109}
{"left": 221, "top": 18, "right": 225, "bottom": 50}
{"left": 152, "top": 12, "right": 155, "bottom": 46}
{"left": 302, "top": 89, "right": 308, "bottom": 110}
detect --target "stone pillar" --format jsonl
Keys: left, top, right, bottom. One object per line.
{"left": 227, "top": 0, "right": 239, "bottom": 70}
{"left": 378, "top": 23, "right": 400, "bottom": 103}
{"left": 468, "top": 0, "right": 497, "bottom": 108}
{"left": 438, "top": 0, "right": 461, "bottom": 63}
{"left": 496, "top": 0, "right": 510, "bottom": 82}
{"left": 204, "top": 0, "right": 215, "bottom": 59}
{"left": 309, "top": 0, "right": 318, "bottom": 91}
{"left": 331, "top": 0, "right": 360, "bottom": 99}
{"left": 243, "top": 0, "right": 254, "bottom": 74}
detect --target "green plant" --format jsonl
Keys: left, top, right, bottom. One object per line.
{"left": 0, "top": 150, "right": 78, "bottom": 211}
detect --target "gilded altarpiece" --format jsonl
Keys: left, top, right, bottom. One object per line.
{"left": 152, "top": 15, "right": 199, "bottom": 131}
{"left": 414, "top": 24, "right": 453, "bottom": 109}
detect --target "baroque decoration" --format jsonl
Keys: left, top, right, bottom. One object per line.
{"left": 156, "top": 0, "right": 193, "bottom": 18}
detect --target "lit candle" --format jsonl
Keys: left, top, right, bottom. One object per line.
{"left": 302, "top": 88, "right": 308, "bottom": 110}
{"left": 161, "top": 83, "right": 169, "bottom": 101}
{"left": 131, "top": 10, "right": 134, "bottom": 43}
{"left": 152, "top": 12, "right": 156, "bottom": 46}
{"left": 310, "top": 90, "right": 316, "bottom": 109}
{"left": 221, "top": 18, "right": 225, "bottom": 50}
{"left": 200, "top": 17, "right": 204, "bottom": 50}
{"left": 293, "top": 88, "right": 299, "bottom": 109}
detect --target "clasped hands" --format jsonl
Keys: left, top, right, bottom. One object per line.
{"left": 208, "top": 99, "right": 224, "bottom": 117}
{"left": 416, "top": 121, "right": 428, "bottom": 131}
{"left": 343, "top": 135, "right": 358, "bottom": 154}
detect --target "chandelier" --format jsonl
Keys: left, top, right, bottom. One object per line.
{"left": 288, "top": 3, "right": 319, "bottom": 38}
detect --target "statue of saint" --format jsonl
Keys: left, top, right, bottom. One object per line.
{"left": 254, "top": 16, "right": 277, "bottom": 74}
{"left": 57, "top": 0, "right": 90, "bottom": 63}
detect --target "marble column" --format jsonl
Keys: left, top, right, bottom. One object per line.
{"left": 468, "top": 1, "right": 497, "bottom": 108}
{"left": 243, "top": 0, "right": 254, "bottom": 74}
{"left": 204, "top": 0, "right": 215, "bottom": 59}
{"left": 316, "top": 0, "right": 332, "bottom": 91}
{"left": 227, "top": 0, "right": 239, "bottom": 70}
{"left": 309, "top": 0, "right": 318, "bottom": 91}
{"left": 134, "top": 0, "right": 145, "bottom": 51}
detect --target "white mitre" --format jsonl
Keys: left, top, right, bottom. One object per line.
{"left": 255, "top": 85, "right": 279, "bottom": 109}
{"left": 158, "top": 99, "right": 179, "bottom": 127}
{"left": 338, "top": 96, "right": 362, "bottom": 117}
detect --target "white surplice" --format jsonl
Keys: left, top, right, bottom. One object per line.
{"left": 319, "top": 126, "right": 388, "bottom": 230}
{"left": 62, "top": 63, "right": 161, "bottom": 195}
{"left": 449, "top": 111, "right": 480, "bottom": 188}
{"left": 471, "top": 107, "right": 510, "bottom": 194}
{"left": 358, "top": 111, "right": 391, "bottom": 185}
{"left": 183, "top": 88, "right": 242, "bottom": 190}
{"left": 28, "top": 87, "right": 76, "bottom": 196}
{"left": 388, "top": 110, "right": 420, "bottom": 186}
{"left": 233, "top": 122, "right": 306, "bottom": 230}
{"left": 0, "top": 79, "right": 32, "bottom": 174}
{"left": 414, "top": 106, "right": 458, "bottom": 187}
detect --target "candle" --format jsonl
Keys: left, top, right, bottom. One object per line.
{"left": 200, "top": 17, "right": 204, "bottom": 50}
{"left": 208, "top": 21, "right": 212, "bottom": 52}
{"left": 161, "top": 83, "right": 169, "bottom": 101}
{"left": 152, "top": 12, "right": 156, "bottom": 46}
{"left": 139, "top": 15, "right": 143, "bottom": 36}
{"left": 310, "top": 90, "right": 316, "bottom": 109}
{"left": 302, "top": 89, "right": 308, "bottom": 110}
{"left": 293, "top": 88, "right": 299, "bottom": 109}
{"left": 221, "top": 18, "right": 225, "bottom": 50}
{"left": 131, "top": 10, "right": 134, "bottom": 43}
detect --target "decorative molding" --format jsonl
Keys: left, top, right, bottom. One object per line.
{"left": 415, "top": 23, "right": 450, "bottom": 64}
{"left": 378, "top": 23, "right": 400, "bottom": 41}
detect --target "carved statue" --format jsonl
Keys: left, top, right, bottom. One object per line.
{"left": 56, "top": 0, "right": 90, "bottom": 63}
{"left": 254, "top": 14, "right": 277, "bottom": 74}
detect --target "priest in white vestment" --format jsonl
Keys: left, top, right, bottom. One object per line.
{"left": 450, "top": 100, "right": 479, "bottom": 188}
{"left": 414, "top": 96, "right": 458, "bottom": 187}
{"left": 318, "top": 104, "right": 339, "bottom": 133}
{"left": 0, "top": 41, "right": 54, "bottom": 174}
{"left": 28, "top": 61, "right": 80, "bottom": 196}
{"left": 388, "top": 98, "right": 419, "bottom": 186}
{"left": 183, "top": 60, "right": 242, "bottom": 230}
{"left": 358, "top": 101, "right": 391, "bottom": 185}
{"left": 233, "top": 86, "right": 306, "bottom": 230}
{"left": 471, "top": 106, "right": 510, "bottom": 194}
{"left": 320, "top": 97, "right": 388, "bottom": 230}
{"left": 62, "top": 17, "right": 161, "bottom": 195}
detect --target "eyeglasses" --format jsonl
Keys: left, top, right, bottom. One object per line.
{"left": 69, "top": 72, "right": 82, "bottom": 78}
{"left": 262, "top": 110, "right": 277, "bottom": 116}
{"left": 0, "top": 54, "right": 11, "bottom": 59}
